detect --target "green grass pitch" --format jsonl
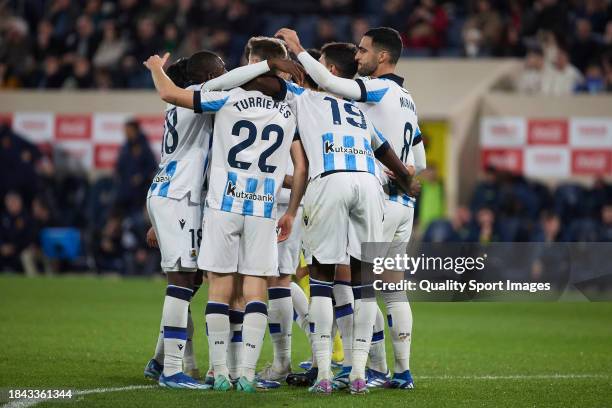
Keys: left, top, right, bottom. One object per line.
{"left": 0, "top": 275, "right": 611, "bottom": 407}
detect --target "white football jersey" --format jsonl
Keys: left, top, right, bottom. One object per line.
{"left": 148, "top": 84, "right": 213, "bottom": 204}
{"left": 194, "top": 87, "right": 296, "bottom": 219}
{"left": 284, "top": 82, "right": 387, "bottom": 180}
{"left": 356, "top": 75, "right": 421, "bottom": 207}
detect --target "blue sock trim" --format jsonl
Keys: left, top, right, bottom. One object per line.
{"left": 310, "top": 277, "right": 333, "bottom": 286}
{"left": 166, "top": 285, "right": 193, "bottom": 301}
{"left": 268, "top": 323, "right": 281, "bottom": 334}
{"left": 334, "top": 280, "right": 351, "bottom": 286}
{"left": 163, "top": 326, "right": 187, "bottom": 340}
{"left": 245, "top": 301, "right": 267, "bottom": 315}
{"left": 229, "top": 309, "right": 244, "bottom": 324}
{"left": 335, "top": 303, "right": 353, "bottom": 318}
{"left": 372, "top": 330, "right": 384, "bottom": 342}
{"left": 311, "top": 285, "right": 333, "bottom": 297}
{"left": 205, "top": 302, "right": 229, "bottom": 315}
{"left": 231, "top": 330, "right": 243, "bottom": 342}
{"left": 268, "top": 287, "right": 291, "bottom": 299}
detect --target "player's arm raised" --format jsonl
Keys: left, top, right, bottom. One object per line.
{"left": 277, "top": 138, "right": 308, "bottom": 242}
{"left": 276, "top": 28, "right": 362, "bottom": 100}
{"left": 144, "top": 53, "right": 195, "bottom": 109}
{"left": 207, "top": 59, "right": 305, "bottom": 94}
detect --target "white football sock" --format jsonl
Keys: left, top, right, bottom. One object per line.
{"left": 291, "top": 281, "right": 310, "bottom": 335}
{"left": 227, "top": 309, "right": 244, "bottom": 379}
{"left": 333, "top": 280, "right": 353, "bottom": 369}
{"left": 162, "top": 285, "right": 193, "bottom": 376}
{"left": 183, "top": 307, "right": 197, "bottom": 372}
{"left": 241, "top": 301, "right": 268, "bottom": 382}
{"left": 368, "top": 303, "right": 388, "bottom": 373}
{"left": 309, "top": 278, "right": 334, "bottom": 381}
{"left": 153, "top": 320, "right": 164, "bottom": 364}
{"left": 205, "top": 302, "right": 230, "bottom": 378}
{"left": 351, "top": 285, "right": 376, "bottom": 381}
{"left": 382, "top": 291, "right": 413, "bottom": 373}
{"left": 268, "top": 287, "right": 293, "bottom": 370}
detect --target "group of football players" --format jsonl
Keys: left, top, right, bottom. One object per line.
{"left": 140, "top": 25, "right": 426, "bottom": 395}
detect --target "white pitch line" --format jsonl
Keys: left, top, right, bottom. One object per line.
{"left": 2, "top": 374, "right": 610, "bottom": 408}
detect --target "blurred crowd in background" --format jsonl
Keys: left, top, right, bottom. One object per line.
{"left": 1, "top": 0, "right": 612, "bottom": 93}
{"left": 1, "top": 121, "right": 611, "bottom": 275}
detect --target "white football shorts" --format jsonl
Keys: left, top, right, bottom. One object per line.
{"left": 303, "top": 171, "right": 384, "bottom": 264}
{"left": 198, "top": 207, "right": 279, "bottom": 277}
{"left": 147, "top": 195, "right": 201, "bottom": 272}
{"left": 382, "top": 199, "right": 415, "bottom": 270}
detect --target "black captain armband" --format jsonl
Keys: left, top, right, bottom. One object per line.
{"left": 374, "top": 141, "right": 391, "bottom": 159}
{"left": 193, "top": 91, "right": 202, "bottom": 113}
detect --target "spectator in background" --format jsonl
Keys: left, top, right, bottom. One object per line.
{"left": 0, "top": 17, "right": 31, "bottom": 86}
{"left": 469, "top": 207, "right": 500, "bottom": 243}
{"left": 36, "top": 55, "right": 69, "bottom": 88}
{"left": 0, "top": 191, "right": 33, "bottom": 273}
{"left": 21, "top": 197, "right": 55, "bottom": 276}
{"left": 405, "top": 0, "right": 449, "bottom": 53}
{"left": 515, "top": 47, "right": 544, "bottom": 94}
{"left": 521, "top": 0, "right": 569, "bottom": 39}
{"left": 66, "top": 56, "right": 95, "bottom": 89}
{"left": 380, "top": 0, "right": 412, "bottom": 32}
{"left": 600, "top": 202, "right": 612, "bottom": 242}
{"left": 314, "top": 18, "right": 339, "bottom": 48}
{"left": 570, "top": 19, "right": 600, "bottom": 73}
{"left": 351, "top": 17, "right": 371, "bottom": 45}
{"left": 92, "top": 21, "right": 128, "bottom": 70}
{"left": 541, "top": 48, "right": 583, "bottom": 95}
{"left": 576, "top": 63, "right": 606, "bottom": 94}
{"left": 532, "top": 210, "right": 562, "bottom": 242}
{"left": 47, "top": 0, "right": 79, "bottom": 40}
{"left": 0, "top": 125, "right": 42, "bottom": 206}
{"left": 462, "top": 0, "right": 503, "bottom": 57}
{"left": 113, "top": 120, "right": 157, "bottom": 215}
{"left": 64, "top": 15, "right": 101, "bottom": 62}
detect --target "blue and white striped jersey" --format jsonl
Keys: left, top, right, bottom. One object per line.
{"left": 148, "top": 84, "right": 213, "bottom": 204}
{"left": 284, "top": 82, "right": 387, "bottom": 180}
{"left": 355, "top": 75, "right": 421, "bottom": 207}
{"left": 193, "top": 87, "right": 296, "bottom": 219}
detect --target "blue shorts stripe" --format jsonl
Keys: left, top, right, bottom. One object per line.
{"left": 268, "top": 287, "right": 291, "bottom": 299}
{"left": 322, "top": 133, "right": 335, "bottom": 172}
{"left": 372, "top": 330, "right": 384, "bottom": 342}
{"left": 268, "top": 323, "right": 281, "bottom": 334}
{"left": 343, "top": 135, "right": 357, "bottom": 170}
{"left": 387, "top": 314, "right": 393, "bottom": 328}
{"left": 263, "top": 178, "right": 275, "bottom": 218}
{"left": 205, "top": 302, "right": 229, "bottom": 315}
{"left": 245, "top": 301, "right": 267, "bottom": 315}
{"left": 309, "top": 322, "right": 315, "bottom": 333}
{"left": 293, "top": 309, "right": 298, "bottom": 321}
{"left": 242, "top": 177, "right": 258, "bottom": 216}
{"left": 335, "top": 303, "right": 353, "bottom": 318}
{"left": 166, "top": 285, "right": 193, "bottom": 301}
{"left": 221, "top": 172, "right": 238, "bottom": 213}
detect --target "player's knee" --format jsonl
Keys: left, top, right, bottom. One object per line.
{"left": 167, "top": 271, "right": 195, "bottom": 289}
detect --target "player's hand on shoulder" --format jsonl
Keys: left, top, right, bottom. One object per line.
{"left": 143, "top": 52, "right": 170, "bottom": 71}
{"left": 146, "top": 227, "right": 159, "bottom": 248}
{"left": 277, "top": 213, "right": 295, "bottom": 243}
{"left": 269, "top": 58, "right": 305, "bottom": 85}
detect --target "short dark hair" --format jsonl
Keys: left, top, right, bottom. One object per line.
{"left": 321, "top": 42, "right": 358, "bottom": 79}
{"left": 166, "top": 51, "right": 223, "bottom": 87}
{"left": 364, "top": 27, "right": 403, "bottom": 64}
{"left": 245, "top": 36, "right": 288, "bottom": 61}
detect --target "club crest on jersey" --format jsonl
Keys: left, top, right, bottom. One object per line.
{"left": 179, "top": 219, "right": 186, "bottom": 230}
{"left": 323, "top": 141, "right": 373, "bottom": 157}
{"left": 224, "top": 180, "right": 274, "bottom": 202}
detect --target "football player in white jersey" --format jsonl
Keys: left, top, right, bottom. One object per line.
{"left": 143, "top": 51, "right": 306, "bottom": 389}
{"left": 144, "top": 52, "right": 307, "bottom": 393}
{"left": 277, "top": 26, "right": 426, "bottom": 390}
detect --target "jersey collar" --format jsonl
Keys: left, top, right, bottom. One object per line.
{"left": 378, "top": 73, "right": 404, "bottom": 86}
